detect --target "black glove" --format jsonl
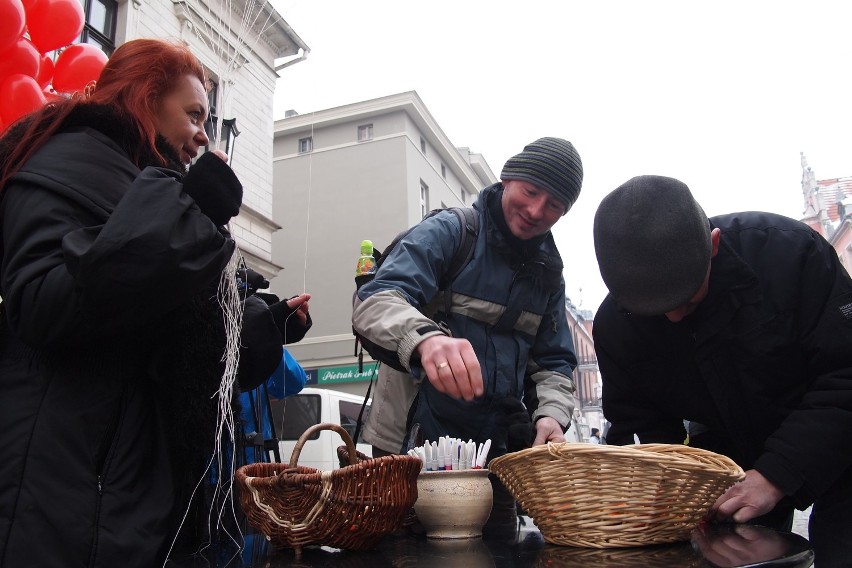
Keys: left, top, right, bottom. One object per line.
{"left": 256, "top": 292, "right": 313, "bottom": 344}
{"left": 494, "top": 396, "right": 535, "bottom": 453}
{"left": 182, "top": 152, "right": 243, "bottom": 226}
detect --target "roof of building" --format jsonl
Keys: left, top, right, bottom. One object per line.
{"left": 816, "top": 177, "right": 852, "bottom": 222}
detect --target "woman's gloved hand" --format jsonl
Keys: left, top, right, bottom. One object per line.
{"left": 255, "top": 292, "right": 313, "bottom": 344}
{"left": 182, "top": 151, "right": 243, "bottom": 226}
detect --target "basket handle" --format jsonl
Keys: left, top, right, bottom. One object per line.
{"left": 288, "top": 422, "right": 359, "bottom": 469}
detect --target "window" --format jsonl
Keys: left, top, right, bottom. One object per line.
{"left": 420, "top": 181, "right": 429, "bottom": 218}
{"left": 441, "top": 164, "right": 446, "bottom": 179}
{"left": 420, "top": 137, "right": 426, "bottom": 154}
{"left": 79, "top": 0, "right": 117, "bottom": 55}
{"left": 299, "top": 137, "right": 313, "bottom": 153}
{"left": 272, "top": 395, "right": 321, "bottom": 441}
{"left": 357, "top": 124, "right": 373, "bottom": 141}
{"left": 202, "top": 79, "right": 219, "bottom": 150}
{"left": 339, "top": 400, "right": 369, "bottom": 441}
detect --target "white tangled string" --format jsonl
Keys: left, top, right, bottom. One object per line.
{"left": 163, "top": 246, "right": 246, "bottom": 566}
{"left": 208, "top": 248, "right": 245, "bottom": 545}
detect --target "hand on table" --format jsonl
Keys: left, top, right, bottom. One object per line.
{"left": 416, "top": 335, "right": 483, "bottom": 401}
{"left": 707, "top": 469, "right": 784, "bottom": 523}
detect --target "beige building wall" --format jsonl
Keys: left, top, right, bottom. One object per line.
{"left": 270, "top": 92, "right": 496, "bottom": 396}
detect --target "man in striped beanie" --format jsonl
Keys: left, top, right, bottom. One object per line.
{"left": 354, "top": 136, "right": 583, "bottom": 538}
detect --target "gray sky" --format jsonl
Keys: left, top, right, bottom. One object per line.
{"left": 269, "top": 0, "right": 852, "bottom": 312}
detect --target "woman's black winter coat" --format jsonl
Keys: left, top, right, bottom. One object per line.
{"left": 0, "top": 106, "right": 283, "bottom": 567}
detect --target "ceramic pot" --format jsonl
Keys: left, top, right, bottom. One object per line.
{"left": 414, "top": 469, "right": 493, "bottom": 539}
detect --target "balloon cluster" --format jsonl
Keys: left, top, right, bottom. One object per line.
{"left": 0, "top": 0, "right": 108, "bottom": 133}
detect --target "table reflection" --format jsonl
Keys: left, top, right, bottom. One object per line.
{"left": 165, "top": 520, "right": 814, "bottom": 568}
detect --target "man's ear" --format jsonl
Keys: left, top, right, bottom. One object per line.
{"left": 710, "top": 228, "right": 722, "bottom": 258}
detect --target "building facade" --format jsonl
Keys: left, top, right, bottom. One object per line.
{"left": 77, "top": 0, "right": 308, "bottom": 274}
{"left": 565, "top": 299, "right": 602, "bottom": 440}
{"left": 269, "top": 91, "right": 496, "bottom": 397}
{"left": 800, "top": 152, "right": 852, "bottom": 273}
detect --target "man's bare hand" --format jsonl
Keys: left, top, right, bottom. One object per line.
{"left": 533, "top": 416, "right": 564, "bottom": 446}
{"left": 416, "top": 335, "right": 483, "bottom": 401}
{"left": 707, "top": 469, "right": 784, "bottom": 523}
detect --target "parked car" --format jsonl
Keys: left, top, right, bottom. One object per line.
{"left": 269, "top": 387, "right": 372, "bottom": 471}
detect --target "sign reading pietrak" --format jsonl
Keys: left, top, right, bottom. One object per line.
{"left": 317, "top": 363, "right": 379, "bottom": 385}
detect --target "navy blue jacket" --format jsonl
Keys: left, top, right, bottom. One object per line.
{"left": 354, "top": 185, "right": 577, "bottom": 451}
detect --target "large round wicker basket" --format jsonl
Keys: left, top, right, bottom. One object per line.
{"left": 489, "top": 442, "right": 745, "bottom": 548}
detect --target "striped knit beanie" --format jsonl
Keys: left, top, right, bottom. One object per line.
{"left": 500, "top": 137, "right": 584, "bottom": 211}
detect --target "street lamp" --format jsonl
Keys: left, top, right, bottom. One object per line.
{"left": 204, "top": 114, "right": 241, "bottom": 160}
{"left": 221, "top": 117, "right": 240, "bottom": 158}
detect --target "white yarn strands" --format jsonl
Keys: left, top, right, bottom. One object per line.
{"left": 162, "top": 246, "right": 246, "bottom": 566}
{"left": 208, "top": 247, "right": 246, "bottom": 544}
{"left": 176, "top": 0, "right": 286, "bottom": 151}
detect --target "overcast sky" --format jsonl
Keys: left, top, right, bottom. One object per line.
{"left": 268, "top": 0, "right": 852, "bottom": 312}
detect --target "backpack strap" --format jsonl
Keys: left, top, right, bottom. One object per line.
{"left": 442, "top": 207, "right": 479, "bottom": 314}
{"left": 353, "top": 206, "right": 479, "bottom": 372}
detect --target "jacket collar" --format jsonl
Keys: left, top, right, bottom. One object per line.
{"left": 475, "top": 183, "right": 564, "bottom": 273}
{"left": 60, "top": 104, "right": 186, "bottom": 172}
{"left": 689, "top": 223, "right": 762, "bottom": 339}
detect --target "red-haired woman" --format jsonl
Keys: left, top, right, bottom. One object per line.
{"left": 0, "top": 39, "right": 284, "bottom": 566}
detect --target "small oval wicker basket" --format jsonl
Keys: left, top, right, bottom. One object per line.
{"left": 235, "top": 423, "right": 422, "bottom": 553}
{"left": 489, "top": 442, "right": 745, "bottom": 548}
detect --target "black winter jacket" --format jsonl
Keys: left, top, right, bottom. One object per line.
{"left": 0, "top": 106, "right": 282, "bottom": 567}
{"left": 595, "top": 211, "right": 852, "bottom": 509}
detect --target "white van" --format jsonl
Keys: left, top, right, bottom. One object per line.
{"left": 268, "top": 387, "right": 373, "bottom": 471}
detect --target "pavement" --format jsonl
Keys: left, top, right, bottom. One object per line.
{"left": 792, "top": 505, "right": 811, "bottom": 539}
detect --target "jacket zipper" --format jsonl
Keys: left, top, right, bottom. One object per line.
{"left": 89, "top": 390, "right": 125, "bottom": 566}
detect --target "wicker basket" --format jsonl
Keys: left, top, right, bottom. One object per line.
{"left": 235, "top": 422, "right": 422, "bottom": 553}
{"left": 489, "top": 442, "right": 745, "bottom": 548}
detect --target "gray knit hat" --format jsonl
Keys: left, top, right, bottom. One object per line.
{"left": 500, "top": 137, "right": 583, "bottom": 210}
{"left": 593, "top": 175, "right": 711, "bottom": 315}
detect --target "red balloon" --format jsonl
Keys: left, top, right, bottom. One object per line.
{"left": 0, "top": 0, "right": 26, "bottom": 54}
{"left": 25, "top": 0, "right": 84, "bottom": 54}
{"left": 36, "top": 52, "right": 54, "bottom": 88}
{"left": 52, "top": 43, "right": 108, "bottom": 94}
{"left": 0, "top": 73, "right": 46, "bottom": 126}
{"left": 0, "top": 37, "right": 40, "bottom": 84}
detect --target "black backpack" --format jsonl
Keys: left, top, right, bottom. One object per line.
{"left": 353, "top": 206, "right": 480, "bottom": 372}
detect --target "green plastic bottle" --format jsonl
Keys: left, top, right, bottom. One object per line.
{"left": 355, "top": 239, "right": 377, "bottom": 277}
